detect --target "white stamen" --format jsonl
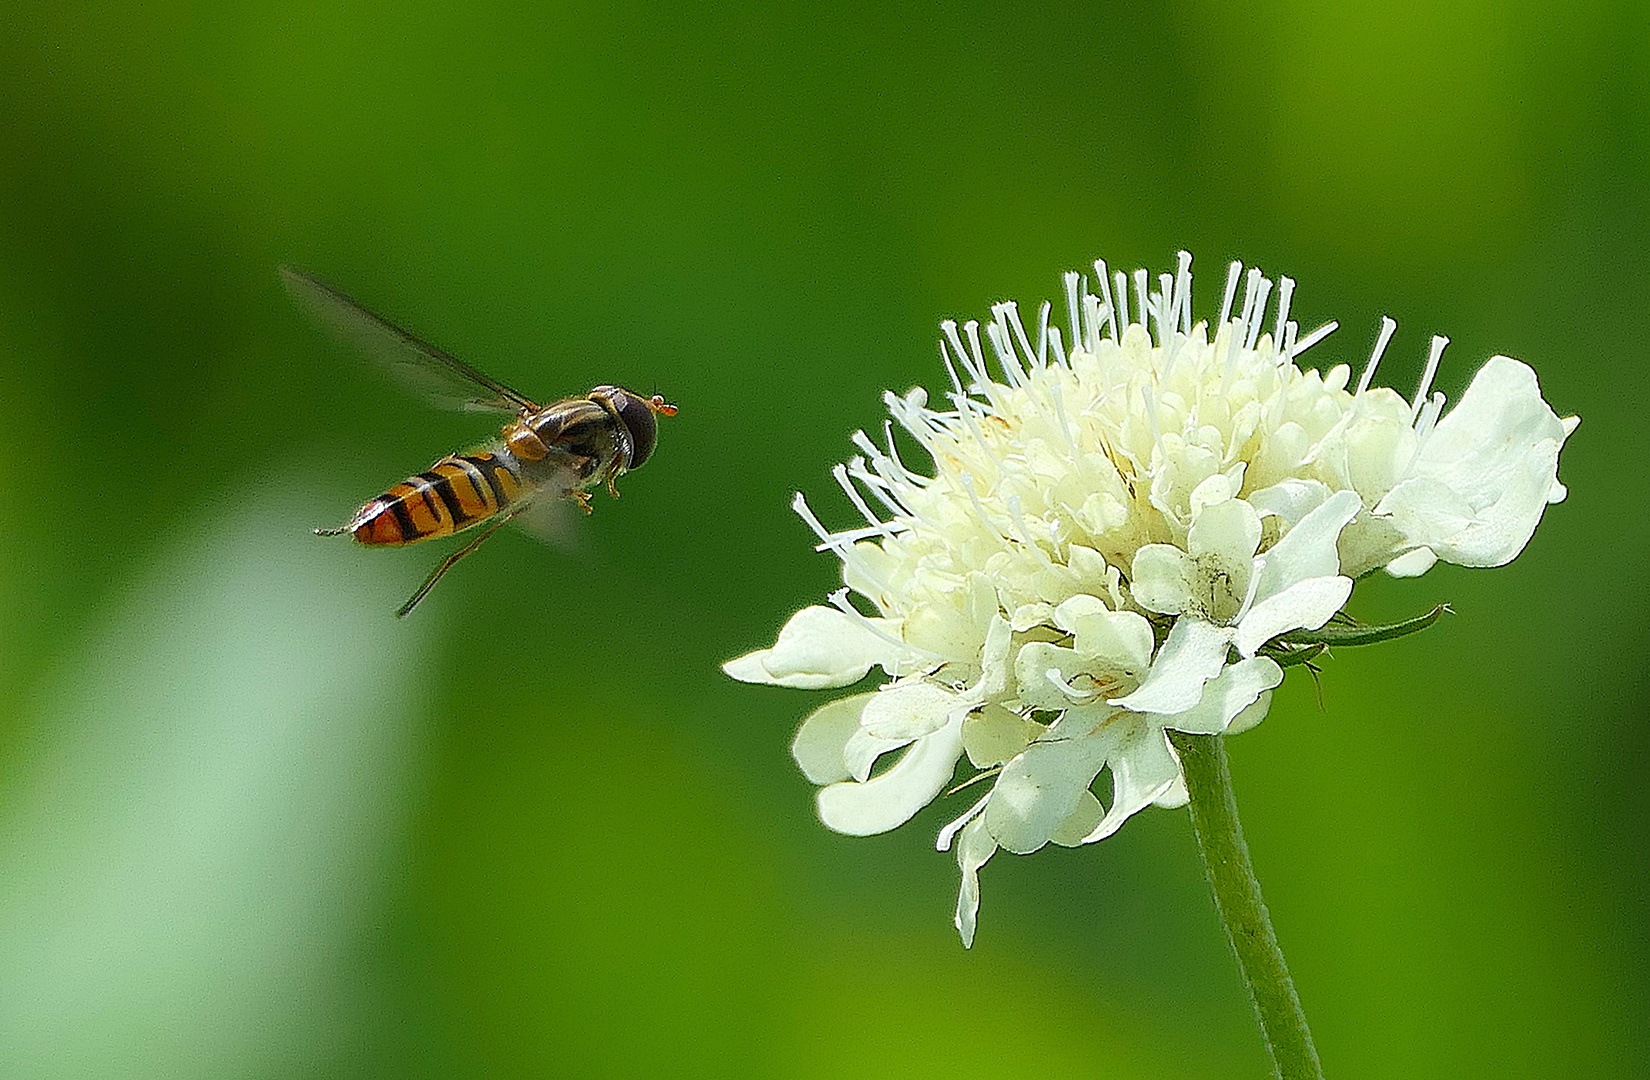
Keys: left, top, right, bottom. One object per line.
{"left": 957, "top": 473, "right": 1007, "bottom": 542}
{"left": 1415, "top": 390, "right": 1446, "bottom": 441}
{"left": 1219, "top": 261, "right": 1243, "bottom": 328}
{"left": 834, "top": 464, "right": 896, "bottom": 538}
{"left": 1243, "top": 277, "right": 1273, "bottom": 352}
{"left": 1005, "top": 300, "right": 1040, "bottom": 372}
{"left": 1293, "top": 321, "right": 1339, "bottom": 356}
{"left": 882, "top": 420, "right": 921, "bottom": 487}
{"left": 1175, "top": 251, "right": 1194, "bottom": 334}
{"left": 827, "top": 588, "right": 946, "bottom": 663}
{"left": 985, "top": 315, "right": 1026, "bottom": 388}
{"left": 1035, "top": 300, "right": 1051, "bottom": 366}
{"left": 883, "top": 391, "right": 938, "bottom": 451}
{"left": 846, "top": 454, "right": 907, "bottom": 518}
{"left": 1356, "top": 317, "right": 1397, "bottom": 397}
{"left": 1007, "top": 494, "right": 1052, "bottom": 565}
{"left": 1044, "top": 371, "right": 1079, "bottom": 455}
{"left": 1140, "top": 384, "right": 1166, "bottom": 459}
{"left": 1046, "top": 323, "right": 1067, "bottom": 367}
{"left": 1237, "top": 267, "right": 1264, "bottom": 338}
{"left": 1155, "top": 272, "right": 1174, "bottom": 344}
{"left": 946, "top": 393, "right": 1003, "bottom": 475}
{"left": 793, "top": 492, "right": 887, "bottom": 591}
{"left": 962, "top": 321, "right": 992, "bottom": 393}
{"left": 1083, "top": 291, "right": 1104, "bottom": 356}
{"left": 1095, "top": 259, "right": 1118, "bottom": 341}
{"left": 1411, "top": 335, "right": 1448, "bottom": 424}
{"left": 815, "top": 523, "right": 901, "bottom": 546}
{"left": 939, "top": 341, "right": 964, "bottom": 398}
{"left": 1114, "top": 270, "right": 1130, "bottom": 329}
{"left": 1046, "top": 668, "right": 1100, "bottom": 701}
{"left": 1272, "top": 277, "right": 1295, "bottom": 352}
{"left": 1133, "top": 269, "right": 1149, "bottom": 333}
{"left": 1063, "top": 272, "right": 1082, "bottom": 355}
{"left": 941, "top": 320, "right": 982, "bottom": 391}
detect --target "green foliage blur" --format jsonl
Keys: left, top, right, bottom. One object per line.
{"left": 0, "top": 2, "right": 1643, "bottom": 1077}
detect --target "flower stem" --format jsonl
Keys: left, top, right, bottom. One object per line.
{"left": 1169, "top": 732, "right": 1325, "bottom": 1080}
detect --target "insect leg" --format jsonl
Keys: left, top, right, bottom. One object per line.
{"left": 314, "top": 524, "right": 353, "bottom": 536}
{"left": 395, "top": 512, "right": 516, "bottom": 618}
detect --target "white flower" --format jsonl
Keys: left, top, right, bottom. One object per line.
{"left": 1115, "top": 488, "right": 1361, "bottom": 716}
{"left": 725, "top": 254, "right": 1576, "bottom": 945}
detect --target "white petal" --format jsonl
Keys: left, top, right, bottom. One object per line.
{"left": 1340, "top": 412, "right": 1416, "bottom": 502}
{"left": 1066, "top": 545, "right": 1116, "bottom": 598}
{"left": 1415, "top": 356, "right": 1571, "bottom": 492}
{"left": 1251, "top": 489, "right": 1360, "bottom": 603}
{"left": 1129, "top": 544, "right": 1195, "bottom": 615}
{"left": 1051, "top": 592, "right": 1107, "bottom": 628}
{"left": 962, "top": 703, "right": 1038, "bottom": 768}
{"left": 1079, "top": 725, "right": 1181, "bottom": 844}
{"left": 1384, "top": 546, "right": 1439, "bottom": 577}
{"left": 1010, "top": 603, "right": 1055, "bottom": 631}
{"left": 843, "top": 726, "right": 911, "bottom": 783}
{"left": 1163, "top": 656, "right": 1283, "bottom": 734}
{"left": 1377, "top": 441, "right": 1563, "bottom": 568}
{"left": 861, "top": 680, "right": 959, "bottom": 740}
{"left": 1110, "top": 617, "right": 1234, "bottom": 716}
{"left": 983, "top": 727, "right": 1118, "bottom": 855}
{"left": 1225, "top": 689, "right": 1274, "bottom": 735}
{"left": 1013, "top": 641, "right": 1100, "bottom": 711}
{"left": 1234, "top": 575, "right": 1352, "bottom": 656}
{"left": 1049, "top": 791, "right": 1105, "bottom": 847}
{"left": 953, "top": 816, "right": 997, "bottom": 949}
{"left": 722, "top": 606, "right": 906, "bottom": 689}
{"left": 1057, "top": 599, "right": 1155, "bottom": 674}
{"left": 1377, "top": 356, "right": 1573, "bottom": 567}
{"left": 1189, "top": 472, "right": 1237, "bottom": 516}
{"left": 1153, "top": 771, "right": 1190, "bottom": 808}
{"left": 817, "top": 717, "right": 964, "bottom": 836}
{"left": 1187, "top": 495, "right": 1262, "bottom": 565}
{"left": 1247, "top": 478, "right": 1330, "bottom": 529}
{"left": 790, "top": 692, "right": 874, "bottom": 785}
{"left": 976, "top": 615, "right": 1013, "bottom": 698}
{"left": 1038, "top": 702, "right": 1114, "bottom": 742}
{"left": 1336, "top": 512, "right": 1412, "bottom": 579}
{"left": 936, "top": 791, "right": 991, "bottom": 852}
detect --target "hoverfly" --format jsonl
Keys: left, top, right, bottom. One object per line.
{"left": 282, "top": 266, "right": 676, "bottom": 617}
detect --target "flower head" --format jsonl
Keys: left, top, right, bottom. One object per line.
{"left": 727, "top": 254, "right": 1576, "bottom": 945}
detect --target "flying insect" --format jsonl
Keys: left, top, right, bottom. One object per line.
{"left": 282, "top": 266, "right": 676, "bottom": 617}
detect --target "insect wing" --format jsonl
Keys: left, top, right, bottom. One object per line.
{"left": 510, "top": 488, "right": 586, "bottom": 554}
{"left": 280, "top": 266, "right": 539, "bottom": 415}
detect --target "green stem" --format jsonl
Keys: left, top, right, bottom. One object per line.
{"left": 1170, "top": 732, "right": 1325, "bottom": 1080}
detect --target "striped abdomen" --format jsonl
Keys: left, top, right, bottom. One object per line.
{"left": 350, "top": 451, "right": 523, "bottom": 546}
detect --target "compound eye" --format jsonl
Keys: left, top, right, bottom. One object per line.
{"left": 614, "top": 390, "right": 658, "bottom": 469}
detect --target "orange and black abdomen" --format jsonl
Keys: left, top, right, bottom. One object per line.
{"left": 351, "top": 451, "right": 523, "bottom": 546}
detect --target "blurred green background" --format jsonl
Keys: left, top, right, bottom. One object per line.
{"left": 0, "top": 1, "right": 1643, "bottom": 1077}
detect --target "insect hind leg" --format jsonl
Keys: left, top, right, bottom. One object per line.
{"left": 314, "top": 524, "right": 353, "bottom": 537}
{"left": 394, "top": 513, "right": 516, "bottom": 618}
